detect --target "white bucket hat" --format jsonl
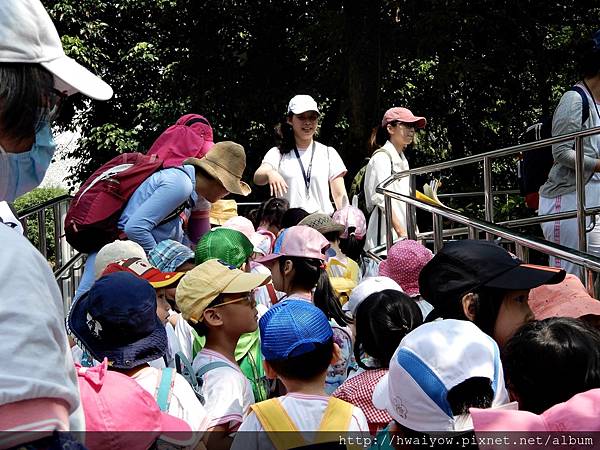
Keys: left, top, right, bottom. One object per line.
{"left": 0, "top": 0, "right": 113, "bottom": 100}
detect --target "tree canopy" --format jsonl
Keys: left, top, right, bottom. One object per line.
{"left": 46, "top": 0, "right": 600, "bottom": 208}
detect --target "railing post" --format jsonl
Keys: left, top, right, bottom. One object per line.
{"left": 37, "top": 209, "right": 47, "bottom": 258}
{"left": 575, "top": 136, "right": 587, "bottom": 253}
{"left": 483, "top": 156, "right": 494, "bottom": 240}
{"left": 468, "top": 226, "right": 479, "bottom": 240}
{"left": 384, "top": 193, "right": 394, "bottom": 252}
{"left": 406, "top": 174, "right": 418, "bottom": 241}
{"left": 433, "top": 213, "right": 444, "bottom": 253}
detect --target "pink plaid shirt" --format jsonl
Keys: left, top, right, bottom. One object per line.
{"left": 332, "top": 368, "right": 392, "bottom": 435}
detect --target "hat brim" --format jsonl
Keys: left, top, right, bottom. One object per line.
{"left": 188, "top": 157, "right": 251, "bottom": 196}
{"left": 68, "top": 294, "right": 167, "bottom": 369}
{"left": 41, "top": 55, "right": 113, "bottom": 101}
{"left": 146, "top": 271, "right": 185, "bottom": 289}
{"left": 406, "top": 117, "right": 427, "bottom": 129}
{"left": 222, "top": 271, "right": 271, "bottom": 294}
{"left": 158, "top": 414, "right": 196, "bottom": 447}
{"left": 484, "top": 263, "right": 565, "bottom": 291}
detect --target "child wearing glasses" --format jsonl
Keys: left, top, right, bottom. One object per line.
{"left": 364, "top": 107, "right": 427, "bottom": 252}
{"left": 176, "top": 259, "right": 271, "bottom": 449}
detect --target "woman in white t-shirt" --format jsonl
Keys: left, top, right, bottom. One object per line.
{"left": 254, "top": 94, "right": 348, "bottom": 214}
{"left": 364, "top": 107, "right": 427, "bottom": 252}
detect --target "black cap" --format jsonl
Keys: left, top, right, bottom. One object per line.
{"left": 419, "top": 240, "right": 566, "bottom": 309}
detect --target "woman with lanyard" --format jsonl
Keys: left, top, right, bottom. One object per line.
{"left": 254, "top": 95, "right": 348, "bottom": 214}
{"left": 539, "top": 30, "right": 600, "bottom": 279}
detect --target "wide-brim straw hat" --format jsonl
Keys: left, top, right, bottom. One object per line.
{"left": 184, "top": 141, "right": 251, "bottom": 196}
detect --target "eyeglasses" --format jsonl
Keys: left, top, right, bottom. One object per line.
{"left": 211, "top": 292, "right": 256, "bottom": 309}
{"left": 391, "top": 121, "right": 417, "bottom": 130}
{"left": 48, "top": 88, "right": 68, "bottom": 122}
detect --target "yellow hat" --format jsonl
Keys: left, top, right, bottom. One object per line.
{"left": 209, "top": 199, "right": 238, "bottom": 226}
{"left": 175, "top": 259, "right": 270, "bottom": 324}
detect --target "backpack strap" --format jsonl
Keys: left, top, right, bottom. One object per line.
{"left": 371, "top": 148, "right": 395, "bottom": 248}
{"left": 155, "top": 367, "right": 175, "bottom": 412}
{"left": 250, "top": 399, "right": 306, "bottom": 450}
{"left": 312, "top": 397, "right": 354, "bottom": 446}
{"left": 571, "top": 85, "right": 590, "bottom": 125}
{"left": 175, "top": 352, "right": 202, "bottom": 402}
{"left": 195, "top": 360, "right": 231, "bottom": 378}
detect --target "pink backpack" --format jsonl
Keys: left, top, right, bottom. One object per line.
{"left": 65, "top": 153, "right": 177, "bottom": 253}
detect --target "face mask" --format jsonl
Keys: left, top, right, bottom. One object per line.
{"left": 0, "top": 123, "right": 56, "bottom": 201}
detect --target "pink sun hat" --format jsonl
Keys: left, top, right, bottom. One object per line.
{"left": 470, "top": 388, "right": 600, "bottom": 434}
{"left": 379, "top": 240, "right": 433, "bottom": 296}
{"left": 256, "top": 226, "right": 329, "bottom": 263}
{"left": 332, "top": 205, "right": 367, "bottom": 240}
{"left": 78, "top": 359, "right": 196, "bottom": 449}
{"left": 381, "top": 107, "right": 426, "bottom": 128}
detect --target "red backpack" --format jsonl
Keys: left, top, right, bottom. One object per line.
{"left": 65, "top": 153, "right": 186, "bottom": 253}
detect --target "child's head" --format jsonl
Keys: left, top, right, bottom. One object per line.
{"left": 280, "top": 207, "right": 309, "bottom": 229}
{"left": 502, "top": 317, "right": 600, "bottom": 414}
{"left": 258, "top": 226, "right": 351, "bottom": 326}
{"left": 354, "top": 289, "right": 423, "bottom": 370}
{"left": 148, "top": 239, "right": 195, "bottom": 273}
{"left": 260, "top": 300, "right": 336, "bottom": 383}
{"left": 298, "top": 213, "right": 345, "bottom": 245}
{"left": 419, "top": 240, "right": 565, "bottom": 346}
{"left": 195, "top": 227, "right": 254, "bottom": 269}
{"left": 94, "top": 240, "right": 148, "bottom": 279}
{"left": 176, "top": 259, "right": 270, "bottom": 338}
{"left": 332, "top": 205, "right": 367, "bottom": 261}
{"left": 373, "top": 319, "right": 509, "bottom": 433}
{"left": 68, "top": 272, "right": 168, "bottom": 369}
{"left": 256, "top": 197, "right": 289, "bottom": 234}
{"left": 379, "top": 239, "right": 433, "bottom": 297}
{"left": 101, "top": 257, "right": 185, "bottom": 321}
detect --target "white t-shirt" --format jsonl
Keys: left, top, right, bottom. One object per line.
{"left": 192, "top": 348, "right": 255, "bottom": 431}
{"left": 231, "top": 393, "right": 369, "bottom": 450}
{"left": 131, "top": 366, "right": 210, "bottom": 432}
{"left": 262, "top": 141, "right": 347, "bottom": 214}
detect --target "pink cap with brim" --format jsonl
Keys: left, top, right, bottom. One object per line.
{"left": 382, "top": 107, "right": 426, "bottom": 128}
{"left": 256, "top": 226, "right": 329, "bottom": 263}
{"left": 470, "top": 389, "right": 600, "bottom": 433}
{"left": 529, "top": 274, "right": 600, "bottom": 320}
{"left": 78, "top": 359, "right": 197, "bottom": 449}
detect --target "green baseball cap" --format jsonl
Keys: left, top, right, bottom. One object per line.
{"left": 195, "top": 227, "right": 254, "bottom": 268}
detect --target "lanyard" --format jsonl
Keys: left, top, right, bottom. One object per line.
{"left": 293, "top": 141, "right": 316, "bottom": 197}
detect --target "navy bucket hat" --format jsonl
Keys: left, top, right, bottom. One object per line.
{"left": 68, "top": 272, "right": 167, "bottom": 368}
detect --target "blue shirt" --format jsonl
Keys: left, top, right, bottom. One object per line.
{"left": 118, "top": 165, "right": 197, "bottom": 253}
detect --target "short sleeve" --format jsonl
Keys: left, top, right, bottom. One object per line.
{"left": 202, "top": 368, "right": 249, "bottom": 429}
{"left": 327, "top": 146, "right": 347, "bottom": 180}
{"left": 171, "top": 374, "right": 211, "bottom": 432}
{"left": 350, "top": 406, "right": 370, "bottom": 432}
{"left": 262, "top": 147, "right": 282, "bottom": 170}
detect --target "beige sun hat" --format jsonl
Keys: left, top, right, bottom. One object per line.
{"left": 184, "top": 141, "right": 250, "bottom": 196}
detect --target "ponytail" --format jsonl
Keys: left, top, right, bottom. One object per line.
{"left": 280, "top": 256, "right": 352, "bottom": 326}
{"left": 369, "top": 124, "right": 390, "bottom": 152}
{"left": 275, "top": 115, "right": 296, "bottom": 155}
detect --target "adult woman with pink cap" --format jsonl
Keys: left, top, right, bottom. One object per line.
{"left": 254, "top": 95, "right": 349, "bottom": 214}
{"left": 363, "top": 107, "right": 426, "bottom": 252}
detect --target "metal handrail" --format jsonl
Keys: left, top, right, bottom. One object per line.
{"left": 377, "top": 125, "right": 600, "bottom": 294}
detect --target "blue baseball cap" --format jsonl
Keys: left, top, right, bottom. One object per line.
{"left": 68, "top": 272, "right": 167, "bottom": 368}
{"left": 259, "top": 300, "right": 333, "bottom": 361}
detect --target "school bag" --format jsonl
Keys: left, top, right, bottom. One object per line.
{"left": 174, "top": 352, "right": 230, "bottom": 405}
{"left": 65, "top": 153, "right": 189, "bottom": 253}
{"left": 518, "top": 86, "right": 590, "bottom": 210}
{"left": 155, "top": 367, "right": 176, "bottom": 412}
{"left": 349, "top": 148, "right": 394, "bottom": 221}
{"left": 250, "top": 397, "right": 354, "bottom": 450}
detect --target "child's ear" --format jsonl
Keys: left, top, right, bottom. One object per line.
{"left": 461, "top": 293, "right": 477, "bottom": 321}
{"left": 203, "top": 308, "right": 224, "bottom": 327}
{"left": 283, "top": 259, "right": 294, "bottom": 276}
{"left": 330, "top": 343, "right": 342, "bottom": 365}
{"left": 263, "top": 360, "right": 277, "bottom": 379}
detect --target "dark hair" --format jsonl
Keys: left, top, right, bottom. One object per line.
{"left": 369, "top": 124, "right": 391, "bottom": 151}
{"left": 339, "top": 227, "right": 366, "bottom": 261}
{"left": 577, "top": 32, "right": 600, "bottom": 79}
{"left": 247, "top": 208, "right": 260, "bottom": 228}
{"left": 267, "top": 339, "right": 333, "bottom": 381}
{"left": 322, "top": 231, "right": 340, "bottom": 243}
{"left": 189, "top": 294, "right": 228, "bottom": 337}
{"left": 257, "top": 197, "right": 289, "bottom": 231}
{"left": 0, "top": 63, "right": 54, "bottom": 141}
{"left": 274, "top": 114, "right": 296, "bottom": 155}
{"left": 502, "top": 317, "right": 600, "bottom": 414}
{"left": 281, "top": 207, "right": 309, "bottom": 229}
{"left": 447, "top": 377, "right": 494, "bottom": 415}
{"left": 354, "top": 290, "right": 423, "bottom": 370}
{"left": 426, "top": 286, "right": 506, "bottom": 338}
{"left": 279, "top": 256, "right": 352, "bottom": 326}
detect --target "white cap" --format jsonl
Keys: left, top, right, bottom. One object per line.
{"left": 94, "top": 240, "right": 148, "bottom": 279}
{"left": 372, "top": 320, "right": 509, "bottom": 432}
{"left": 343, "top": 276, "right": 403, "bottom": 315}
{"left": 287, "top": 95, "right": 319, "bottom": 115}
{"left": 0, "top": 0, "right": 113, "bottom": 100}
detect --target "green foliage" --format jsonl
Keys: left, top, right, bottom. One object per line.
{"left": 14, "top": 187, "right": 68, "bottom": 266}
{"left": 43, "top": 0, "right": 600, "bottom": 222}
